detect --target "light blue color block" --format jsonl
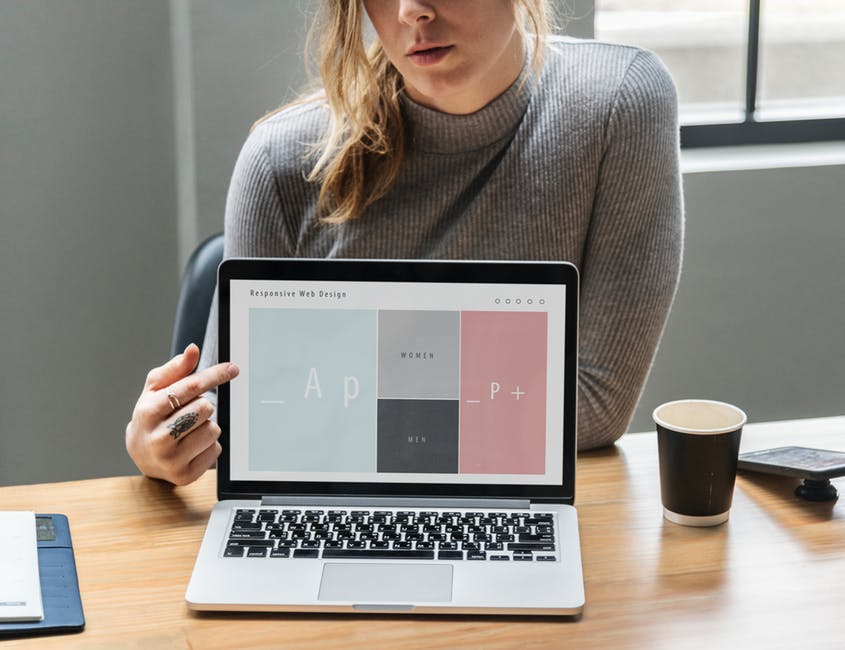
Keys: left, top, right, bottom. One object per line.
{"left": 249, "top": 309, "right": 377, "bottom": 472}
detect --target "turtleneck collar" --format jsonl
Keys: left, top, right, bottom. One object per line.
{"left": 400, "top": 49, "right": 535, "bottom": 155}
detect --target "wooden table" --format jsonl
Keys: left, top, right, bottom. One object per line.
{"left": 2, "top": 416, "right": 844, "bottom": 649}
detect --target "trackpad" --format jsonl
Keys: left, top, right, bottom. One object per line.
{"left": 319, "top": 563, "right": 453, "bottom": 603}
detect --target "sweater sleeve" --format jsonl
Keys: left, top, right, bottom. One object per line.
{"left": 576, "top": 50, "right": 684, "bottom": 450}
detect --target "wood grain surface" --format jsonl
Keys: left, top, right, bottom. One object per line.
{"left": 2, "top": 416, "right": 843, "bottom": 649}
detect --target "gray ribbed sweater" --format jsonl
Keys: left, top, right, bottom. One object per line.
{"left": 200, "top": 36, "right": 684, "bottom": 451}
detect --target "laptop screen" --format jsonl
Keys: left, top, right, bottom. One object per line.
{"left": 218, "top": 259, "right": 578, "bottom": 502}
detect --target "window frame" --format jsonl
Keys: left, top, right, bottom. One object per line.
{"left": 590, "top": 0, "right": 845, "bottom": 148}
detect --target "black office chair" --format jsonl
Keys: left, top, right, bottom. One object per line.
{"left": 170, "top": 232, "right": 224, "bottom": 357}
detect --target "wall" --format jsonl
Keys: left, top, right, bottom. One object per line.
{"left": 186, "top": 0, "right": 312, "bottom": 255}
{"left": 630, "top": 161, "right": 845, "bottom": 433}
{"left": 0, "top": 1, "right": 179, "bottom": 486}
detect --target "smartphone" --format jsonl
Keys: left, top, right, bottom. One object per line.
{"left": 738, "top": 446, "right": 845, "bottom": 481}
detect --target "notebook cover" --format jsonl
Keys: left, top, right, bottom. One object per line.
{"left": 0, "top": 514, "right": 85, "bottom": 638}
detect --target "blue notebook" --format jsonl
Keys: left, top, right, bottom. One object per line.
{"left": 0, "top": 514, "right": 85, "bottom": 638}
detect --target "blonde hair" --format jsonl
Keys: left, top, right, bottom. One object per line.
{"left": 273, "top": 1, "right": 553, "bottom": 224}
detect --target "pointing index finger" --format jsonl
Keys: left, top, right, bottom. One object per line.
{"left": 162, "top": 362, "right": 239, "bottom": 415}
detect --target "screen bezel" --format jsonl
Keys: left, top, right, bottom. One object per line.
{"left": 217, "top": 258, "right": 579, "bottom": 504}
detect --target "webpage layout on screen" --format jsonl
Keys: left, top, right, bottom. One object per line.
{"left": 228, "top": 279, "right": 567, "bottom": 486}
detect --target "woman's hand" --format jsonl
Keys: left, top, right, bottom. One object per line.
{"left": 126, "top": 344, "right": 239, "bottom": 486}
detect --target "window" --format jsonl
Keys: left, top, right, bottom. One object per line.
{"left": 594, "top": 0, "right": 845, "bottom": 147}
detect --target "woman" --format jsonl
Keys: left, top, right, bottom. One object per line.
{"left": 127, "top": 0, "right": 683, "bottom": 485}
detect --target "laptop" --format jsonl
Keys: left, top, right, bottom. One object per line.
{"left": 186, "top": 258, "right": 584, "bottom": 615}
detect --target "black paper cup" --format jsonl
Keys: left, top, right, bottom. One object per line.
{"left": 653, "top": 400, "right": 747, "bottom": 526}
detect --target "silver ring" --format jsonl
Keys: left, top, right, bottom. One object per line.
{"left": 166, "top": 391, "right": 181, "bottom": 411}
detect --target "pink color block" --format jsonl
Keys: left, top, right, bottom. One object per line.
{"left": 459, "top": 312, "right": 547, "bottom": 474}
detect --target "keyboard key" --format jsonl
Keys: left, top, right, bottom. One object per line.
{"left": 270, "top": 548, "right": 291, "bottom": 558}
{"left": 508, "top": 543, "right": 556, "bottom": 552}
{"left": 513, "top": 554, "right": 533, "bottom": 562}
{"left": 247, "top": 547, "right": 268, "bottom": 558}
{"left": 467, "top": 552, "right": 487, "bottom": 561}
{"left": 438, "top": 551, "right": 464, "bottom": 560}
{"left": 227, "top": 539, "right": 274, "bottom": 547}
{"left": 518, "top": 534, "right": 555, "bottom": 543}
{"left": 293, "top": 549, "right": 319, "bottom": 558}
{"left": 224, "top": 546, "right": 245, "bottom": 558}
{"left": 229, "top": 531, "right": 267, "bottom": 539}
{"left": 322, "top": 549, "right": 434, "bottom": 560}
{"left": 537, "top": 555, "right": 557, "bottom": 562}
{"left": 490, "top": 555, "right": 510, "bottom": 561}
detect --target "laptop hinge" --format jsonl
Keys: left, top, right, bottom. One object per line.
{"left": 260, "top": 496, "right": 532, "bottom": 509}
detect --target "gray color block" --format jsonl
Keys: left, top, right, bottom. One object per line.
{"left": 378, "top": 311, "right": 460, "bottom": 400}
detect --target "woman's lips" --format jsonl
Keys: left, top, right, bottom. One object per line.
{"left": 407, "top": 45, "right": 453, "bottom": 66}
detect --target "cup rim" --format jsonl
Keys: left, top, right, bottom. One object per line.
{"left": 652, "top": 399, "right": 747, "bottom": 435}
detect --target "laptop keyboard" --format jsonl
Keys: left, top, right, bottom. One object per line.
{"left": 223, "top": 508, "right": 558, "bottom": 562}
